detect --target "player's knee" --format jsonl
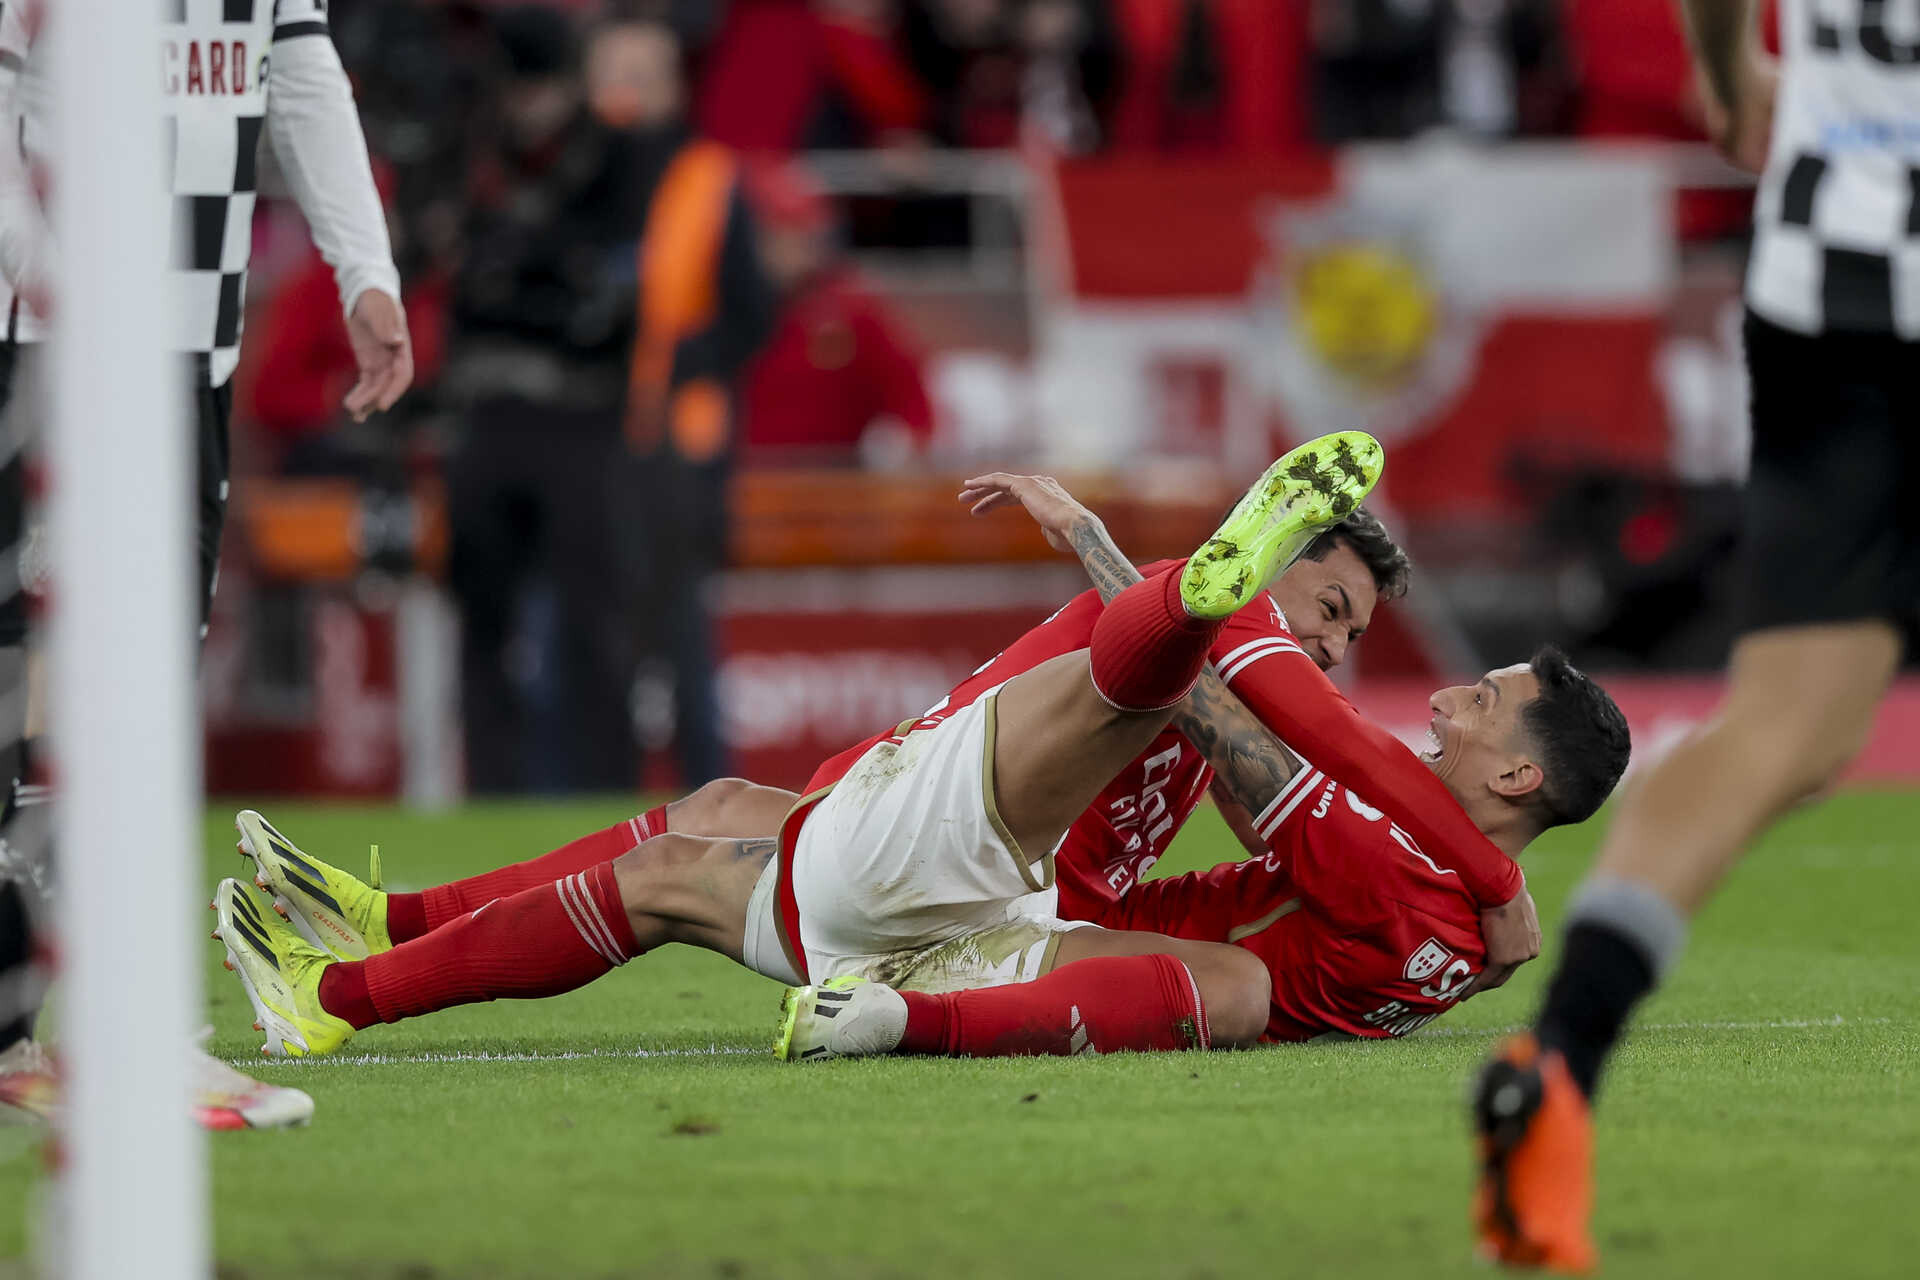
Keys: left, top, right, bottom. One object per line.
{"left": 1189, "top": 946, "right": 1269, "bottom": 1049}
{"left": 610, "top": 835, "right": 708, "bottom": 922}
{"left": 666, "top": 777, "right": 755, "bottom": 836}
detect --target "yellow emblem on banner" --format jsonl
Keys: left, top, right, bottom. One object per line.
{"left": 1292, "top": 241, "right": 1437, "bottom": 389}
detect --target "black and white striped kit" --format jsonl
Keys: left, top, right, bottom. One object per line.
{"left": 1749, "top": 0, "right": 1920, "bottom": 336}
{"left": 0, "top": 0, "right": 334, "bottom": 385}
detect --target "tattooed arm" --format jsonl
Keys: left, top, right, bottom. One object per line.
{"left": 958, "top": 471, "right": 1144, "bottom": 602}
{"left": 1172, "top": 670, "right": 1304, "bottom": 843}
{"left": 959, "top": 471, "right": 1304, "bottom": 829}
{"left": 1066, "top": 515, "right": 1144, "bottom": 604}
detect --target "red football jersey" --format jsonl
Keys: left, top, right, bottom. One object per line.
{"left": 1207, "top": 614, "right": 1525, "bottom": 909}
{"left": 1092, "top": 768, "right": 1495, "bottom": 1041}
{"left": 774, "top": 556, "right": 1524, "bottom": 981}
{"left": 1044, "top": 563, "right": 1526, "bottom": 915}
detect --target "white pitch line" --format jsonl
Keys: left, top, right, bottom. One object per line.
{"left": 226, "top": 1044, "right": 763, "bottom": 1068}
{"left": 1408, "top": 1015, "right": 1894, "bottom": 1041}
{"left": 223, "top": 1015, "right": 1900, "bottom": 1068}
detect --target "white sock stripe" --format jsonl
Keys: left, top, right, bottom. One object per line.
{"left": 571, "top": 870, "right": 630, "bottom": 964}
{"left": 552, "top": 878, "right": 609, "bottom": 964}
{"left": 566, "top": 873, "right": 628, "bottom": 966}
{"left": 629, "top": 815, "right": 645, "bottom": 844}
{"left": 554, "top": 877, "right": 619, "bottom": 967}
{"left": 1259, "top": 770, "right": 1325, "bottom": 839}
{"left": 1217, "top": 638, "right": 1304, "bottom": 684}
{"left": 557, "top": 876, "right": 618, "bottom": 966}
{"left": 1253, "top": 765, "right": 1323, "bottom": 831}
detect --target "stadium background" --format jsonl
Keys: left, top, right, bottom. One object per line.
{"left": 203, "top": 0, "right": 1918, "bottom": 804}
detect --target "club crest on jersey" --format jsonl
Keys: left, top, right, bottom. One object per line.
{"left": 1403, "top": 937, "right": 1453, "bottom": 983}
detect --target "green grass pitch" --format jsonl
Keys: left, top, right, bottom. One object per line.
{"left": 2, "top": 790, "right": 1915, "bottom": 1278}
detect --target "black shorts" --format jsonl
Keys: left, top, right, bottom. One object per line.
{"left": 0, "top": 342, "right": 233, "bottom": 645}
{"left": 1737, "top": 310, "right": 1920, "bottom": 640}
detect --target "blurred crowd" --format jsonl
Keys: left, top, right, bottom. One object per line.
{"left": 225, "top": 0, "right": 1726, "bottom": 795}
{"left": 239, "top": 0, "right": 1726, "bottom": 472}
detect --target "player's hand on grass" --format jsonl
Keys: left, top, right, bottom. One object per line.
{"left": 1465, "top": 886, "right": 1540, "bottom": 998}
{"left": 345, "top": 288, "right": 415, "bottom": 422}
{"left": 959, "top": 473, "right": 1098, "bottom": 553}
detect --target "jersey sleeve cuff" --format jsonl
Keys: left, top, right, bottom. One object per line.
{"left": 339, "top": 266, "right": 403, "bottom": 324}
{"left": 272, "top": 21, "right": 331, "bottom": 43}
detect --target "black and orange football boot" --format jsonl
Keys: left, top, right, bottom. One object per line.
{"left": 1470, "top": 1033, "right": 1599, "bottom": 1274}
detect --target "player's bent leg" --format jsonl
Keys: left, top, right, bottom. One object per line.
{"left": 1051, "top": 925, "right": 1270, "bottom": 1048}
{"left": 1508, "top": 620, "right": 1905, "bottom": 1102}
{"left": 306, "top": 834, "right": 767, "bottom": 1039}
{"left": 779, "top": 953, "right": 1222, "bottom": 1061}
{"left": 664, "top": 778, "right": 797, "bottom": 841}
{"left": 990, "top": 433, "right": 1382, "bottom": 858}
{"left": 380, "top": 806, "right": 677, "bottom": 943}
{"left": 608, "top": 832, "right": 775, "bottom": 962}
{"left": 240, "top": 807, "right": 671, "bottom": 953}
{"left": 370, "top": 782, "right": 791, "bottom": 946}
{"left": 217, "top": 853, "right": 656, "bottom": 1052}
{"left": 1469, "top": 620, "right": 1903, "bottom": 1273}
{"left": 777, "top": 927, "right": 1268, "bottom": 1061}
{"left": 1598, "top": 619, "right": 1902, "bottom": 916}
{"left": 988, "top": 650, "right": 1160, "bottom": 857}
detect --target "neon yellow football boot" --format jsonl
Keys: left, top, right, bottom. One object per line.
{"left": 210, "top": 877, "right": 354, "bottom": 1060}
{"left": 1180, "top": 430, "right": 1384, "bottom": 620}
{"left": 235, "top": 809, "right": 390, "bottom": 961}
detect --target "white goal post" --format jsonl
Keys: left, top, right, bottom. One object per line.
{"left": 49, "top": 0, "right": 206, "bottom": 1275}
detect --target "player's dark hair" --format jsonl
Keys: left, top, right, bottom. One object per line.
{"left": 1519, "top": 646, "right": 1631, "bottom": 829}
{"left": 1302, "top": 506, "right": 1411, "bottom": 601}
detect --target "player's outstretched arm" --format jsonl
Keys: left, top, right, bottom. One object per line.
{"left": 959, "top": 472, "right": 1142, "bottom": 602}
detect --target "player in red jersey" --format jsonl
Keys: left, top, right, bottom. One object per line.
{"left": 641, "top": 478, "right": 1547, "bottom": 988}
{"left": 212, "top": 456, "right": 1629, "bottom": 1064}
{"left": 211, "top": 434, "right": 1390, "bottom": 1061}
{"left": 639, "top": 483, "right": 1607, "bottom": 1042}
{"left": 629, "top": 499, "right": 1543, "bottom": 985}
{"left": 934, "top": 474, "right": 1631, "bottom": 1043}
{"left": 1086, "top": 650, "right": 1616, "bottom": 1042}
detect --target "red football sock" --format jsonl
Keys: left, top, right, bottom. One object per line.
{"left": 1088, "top": 568, "right": 1225, "bottom": 712}
{"left": 896, "top": 954, "right": 1210, "bottom": 1057}
{"left": 384, "top": 805, "right": 670, "bottom": 943}
{"left": 319, "top": 860, "right": 639, "bottom": 1029}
